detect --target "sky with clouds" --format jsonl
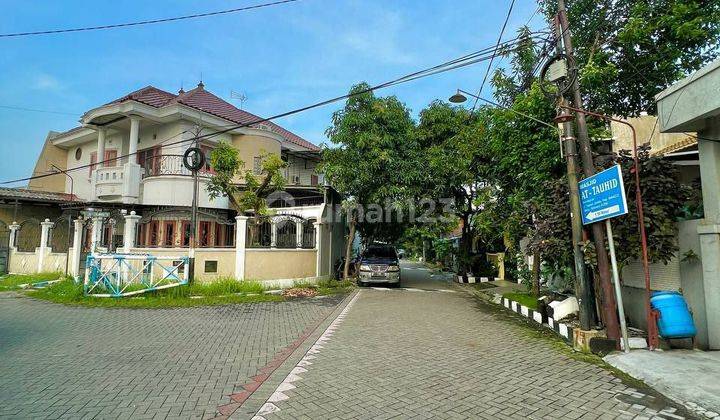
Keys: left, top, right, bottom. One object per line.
{"left": 0, "top": 0, "right": 546, "bottom": 185}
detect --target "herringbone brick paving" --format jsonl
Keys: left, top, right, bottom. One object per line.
{"left": 259, "top": 262, "right": 688, "bottom": 420}
{"left": 0, "top": 293, "right": 344, "bottom": 419}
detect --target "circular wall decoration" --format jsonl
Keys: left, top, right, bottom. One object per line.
{"left": 75, "top": 148, "right": 82, "bottom": 160}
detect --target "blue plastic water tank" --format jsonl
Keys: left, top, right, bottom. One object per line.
{"left": 650, "top": 291, "right": 697, "bottom": 339}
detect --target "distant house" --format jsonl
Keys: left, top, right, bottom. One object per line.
{"left": 4, "top": 83, "right": 345, "bottom": 283}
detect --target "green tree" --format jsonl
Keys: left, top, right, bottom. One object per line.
{"left": 418, "top": 101, "right": 489, "bottom": 276}
{"left": 321, "top": 83, "right": 417, "bottom": 278}
{"left": 606, "top": 146, "right": 691, "bottom": 268}
{"left": 206, "top": 142, "right": 287, "bottom": 215}
{"left": 539, "top": 0, "right": 720, "bottom": 116}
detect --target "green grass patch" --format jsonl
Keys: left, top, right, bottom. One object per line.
{"left": 27, "top": 278, "right": 282, "bottom": 308}
{"left": 0, "top": 272, "right": 62, "bottom": 291}
{"left": 312, "top": 278, "right": 355, "bottom": 295}
{"left": 502, "top": 291, "right": 539, "bottom": 310}
{"left": 22, "top": 275, "right": 352, "bottom": 309}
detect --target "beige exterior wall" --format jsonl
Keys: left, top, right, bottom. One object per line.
{"left": 611, "top": 115, "right": 696, "bottom": 155}
{"left": 194, "top": 249, "right": 235, "bottom": 281}
{"left": 231, "top": 133, "right": 282, "bottom": 183}
{"left": 128, "top": 248, "right": 235, "bottom": 282}
{"left": 29, "top": 133, "right": 68, "bottom": 193}
{"left": 245, "top": 249, "right": 317, "bottom": 281}
{"left": 8, "top": 250, "right": 39, "bottom": 274}
{"left": 43, "top": 252, "right": 68, "bottom": 274}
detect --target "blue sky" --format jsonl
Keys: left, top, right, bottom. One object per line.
{"left": 0, "top": 0, "right": 545, "bottom": 185}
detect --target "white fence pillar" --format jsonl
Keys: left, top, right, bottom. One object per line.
{"left": 38, "top": 218, "right": 54, "bottom": 273}
{"left": 235, "top": 216, "right": 248, "bottom": 280}
{"left": 70, "top": 218, "right": 84, "bottom": 279}
{"left": 91, "top": 217, "right": 103, "bottom": 254}
{"left": 270, "top": 219, "right": 277, "bottom": 248}
{"left": 123, "top": 211, "right": 141, "bottom": 252}
{"left": 315, "top": 221, "right": 323, "bottom": 277}
{"left": 295, "top": 220, "right": 303, "bottom": 249}
{"left": 8, "top": 222, "right": 19, "bottom": 249}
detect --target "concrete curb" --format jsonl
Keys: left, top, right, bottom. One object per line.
{"left": 492, "top": 293, "right": 575, "bottom": 343}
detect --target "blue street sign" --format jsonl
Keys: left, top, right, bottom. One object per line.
{"left": 579, "top": 164, "right": 628, "bottom": 225}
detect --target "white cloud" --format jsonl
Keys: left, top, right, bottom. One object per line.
{"left": 32, "top": 73, "right": 62, "bottom": 91}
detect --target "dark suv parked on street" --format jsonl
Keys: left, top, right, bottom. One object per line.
{"left": 357, "top": 244, "right": 401, "bottom": 287}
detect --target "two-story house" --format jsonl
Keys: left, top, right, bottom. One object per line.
{"left": 8, "top": 83, "right": 345, "bottom": 282}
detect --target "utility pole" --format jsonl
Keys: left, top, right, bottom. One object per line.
{"left": 552, "top": 19, "right": 594, "bottom": 331}
{"left": 557, "top": 0, "right": 621, "bottom": 342}
{"left": 187, "top": 125, "right": 203, "bottom": 283}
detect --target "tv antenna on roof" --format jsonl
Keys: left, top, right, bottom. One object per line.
{"left": 230, "top": 90, "right": 248, "bottom": 109}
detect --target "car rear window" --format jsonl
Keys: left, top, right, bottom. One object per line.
{"left": 364, "top": 247, "right": 397, "bottom": 258}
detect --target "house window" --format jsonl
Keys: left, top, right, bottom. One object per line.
{"left": 181, "top": 221, "right": 191, "bottom": 247}
{"left": 138, "top": 146, "right": 161, "bottom": 176}
{"left": 163, "top": 221, "right": 175, "bottom": 247}
{"left": 104, "top": 150, "right": 118, "bottom": 167}
{"left": 148, "top": 221, "right": 160, "bottom": 247}
{"left": 89, "top": 150, "right": 118, "bottom": 176}
{"left": 198, "top": 221, "right": 212, "bottom": 247}
{"left": 75, "top": 148, "right": 82, "bottom": 161}
{"left": 214, "top": 223, "right": 223, "bottom": 247}
{"left": 253, "top": 156, "right": 263, "bottom": 175}
{"left": 311, "top": 174, "right": 319, "bottom": 186}
{"left": 136, "top": 223, "right": 146, "bottom": 247}
{"left": 204, "top": 260, "right": 218, "bottom": 273}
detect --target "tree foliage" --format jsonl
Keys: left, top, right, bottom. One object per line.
{"left": 607, "top": 146, "right": 691, "bottom": 267}
{"left": 539, "top": 0, "right": 720, "bottom": 115}
{"left": 206, "top": 142, "right": 287, "bottom": 215}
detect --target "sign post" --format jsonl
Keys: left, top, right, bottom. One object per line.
{"left": 579, "top": 165, "right": 630, "bottom": 352}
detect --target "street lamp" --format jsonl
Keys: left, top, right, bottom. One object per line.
{"left": 448, "top": 89, "right": 558, "bottom": 130}
{"left": 558, "top": 104, "right": 658, "bottom": 350}
{"left": 448, "top": 90, "right": 469, "bottom": 104}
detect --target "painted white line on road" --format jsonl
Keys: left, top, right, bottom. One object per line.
{"left": 253, "top": 291, "right": 361, "bottom": 418}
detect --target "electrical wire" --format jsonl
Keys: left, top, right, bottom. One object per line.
{"left": 1, "top": 33, "right": 551, "bottom": 186}
{"left": 470, "top": 0, "right": 517, "bottom": 112}
{"left": 0, "top": 0, "right": 302, "bottom": 38}
{"left": 0, "top": 104, "right": 79, "bottom": 116}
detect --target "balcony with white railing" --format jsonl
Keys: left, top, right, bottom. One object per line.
{"left": 139, "top": 155, "right": 227, "bottom": 209}
{"left": 94, "top": 166, "right": 125, "bottom": 200}
{"left": 141, "top": 155, "right": 214, "bottom": 178}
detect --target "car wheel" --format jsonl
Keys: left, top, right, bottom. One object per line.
{"left": 357, "top": 280, "right": 366, "bottom": 287}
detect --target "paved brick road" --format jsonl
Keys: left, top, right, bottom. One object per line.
{"left": 0, "top": 293, "right": 344, "bottom": 419}
{"left": 251, "top": 262, "right": 689, "bottom": 420}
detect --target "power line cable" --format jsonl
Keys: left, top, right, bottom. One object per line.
{"left": 0, "top": 0, "right": 302, "bottom": 38}
{"left": 0, "top": 104, "right": 79, "bottom": 116}
{"left": 470, "top": 0, "right": 517, "bottom": 111}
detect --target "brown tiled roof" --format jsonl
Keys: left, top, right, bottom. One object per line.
{"left": 108, "top": 85, "right": 177, "bottom": 108}
{"left": 105, "top": 84, "right": 319, "bottom": 151}
{"left": 0, "top": 187, "right": 76, "bottom": 203}
{"left": 652, "top": 135, "right": 698, "bottom": 157}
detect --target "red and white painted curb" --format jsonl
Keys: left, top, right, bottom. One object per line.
{"left": 252, "top": 292, "right": 361, "bottom": 419}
